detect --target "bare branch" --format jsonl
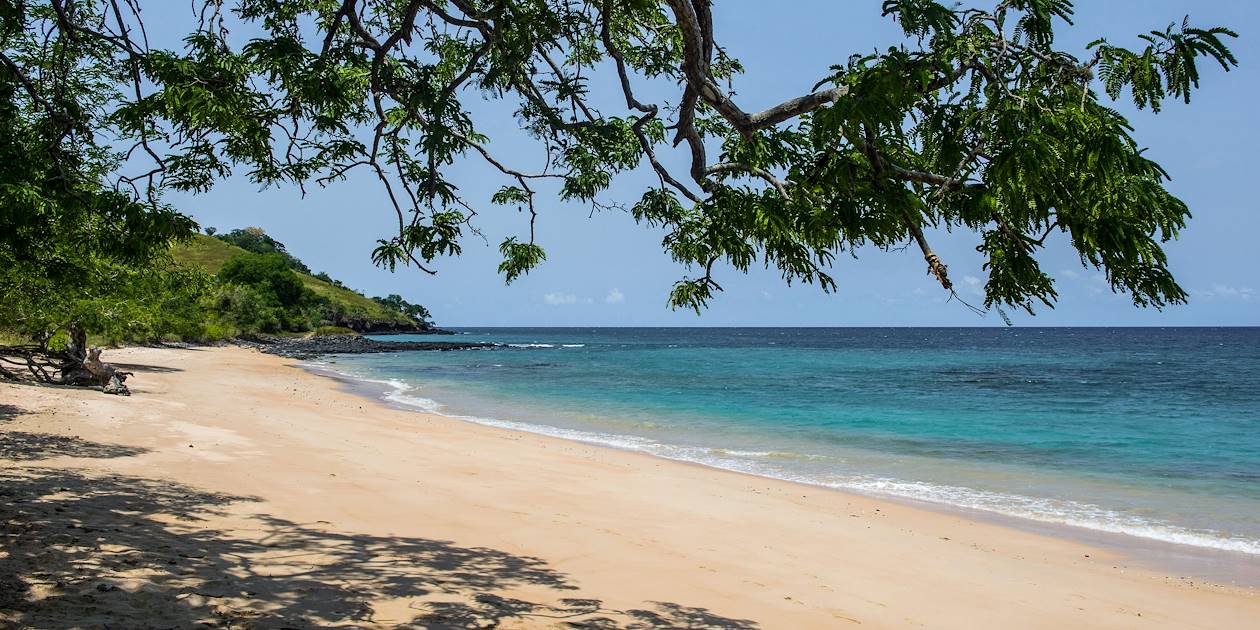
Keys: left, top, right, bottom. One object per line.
{"left": 664, "top": 0, "right": 848, "bottom": 135}
{"left": 904, "top": 217, "right": 952, "bottom": 291}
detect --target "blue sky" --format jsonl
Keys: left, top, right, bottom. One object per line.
{"left": 167, "top": 1, "right": 1258, "bottom": 326}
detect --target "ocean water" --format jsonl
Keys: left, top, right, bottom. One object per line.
{"left": 316, "top": 327, "right": 1260, "bottom": 557}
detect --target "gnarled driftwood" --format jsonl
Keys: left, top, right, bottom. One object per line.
{"left": 0, "top": 325, "right": 131, "bottom": 395}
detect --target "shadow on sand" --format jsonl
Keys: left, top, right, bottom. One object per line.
{"left": 108, "top": 362, "right": 185, "bottom": 374}
{"left": 0, "top": 433, "right": 150, "bottom": 462}
{"left": 0, "top": 402, "right": 150, "bottom": 462}
{"left": 1, "top": 402, "right": 20, "bottom": 419}
{"left": 0, "top": 430, "right": 759, "bottom": 628}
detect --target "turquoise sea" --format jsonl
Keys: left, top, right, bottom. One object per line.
{"left": 316, "top": 327, "right": 1260, "bottom": 558}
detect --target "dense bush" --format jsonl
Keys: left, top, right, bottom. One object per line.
{"left": 215, "top": 253, "right": 327, "bottom": 333}
{"left": 213, "top": 284, "right": 284, "bottom": 334}
{"left": 219, "top": 254, "right": 310, "bottom": 306}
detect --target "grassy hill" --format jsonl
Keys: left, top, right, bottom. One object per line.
{"left": 169, "top": 232, "right": 240, "bottom": 274}
{"left": 171, "top": 234, "right": 416, "bottom": 328}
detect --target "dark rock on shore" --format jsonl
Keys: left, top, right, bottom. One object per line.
{"left": 237, "top": 335, "right": 494, "bottom": 359}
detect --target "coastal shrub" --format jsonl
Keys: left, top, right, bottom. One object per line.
{"left": 219, "top": 254, "right": 311, "bottom": 308}
{"left": 199, "top": 320, "right": 240, "bottom": 342}
{"left": 213, "top": 284, "right": 285, "bottom": 334}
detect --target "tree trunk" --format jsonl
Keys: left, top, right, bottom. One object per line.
{"left": 58, "top": 324, "right": 92, "bottom": 385}
{"left": 55, "top": 324, "right": 132, "bottom": 395}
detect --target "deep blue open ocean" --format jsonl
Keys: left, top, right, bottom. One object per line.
{"left": 318, "top": 327, "right": 1260, "bottom": 556}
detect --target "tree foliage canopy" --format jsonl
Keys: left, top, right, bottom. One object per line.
{"left": 0, "top": 0, "right": 1240, "bottom": 324}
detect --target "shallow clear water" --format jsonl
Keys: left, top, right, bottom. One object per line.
{"left": 318, "top": 327, "right": 1260, "bottom": 555}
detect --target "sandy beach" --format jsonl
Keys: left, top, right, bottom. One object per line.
{"left": 2, "top": 345, "right": 1258, "bottom": 628}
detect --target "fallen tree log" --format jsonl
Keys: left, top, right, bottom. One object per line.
{"left": 60, "top": 347, "right": 132, "bottom": 395}
{"left": 0, "top": 326, "right": 131, "bottom": 395}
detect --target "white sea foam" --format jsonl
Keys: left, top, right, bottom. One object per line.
{"left": 562, "top": 344, "right": 586, "bottom": 348}
{"left": 824, "top": 477, "right": 1260, "bottom": 556}
{"left": 709, "top": 448, "right": 774, "bottom": 458}
{"left": 382, "top": 385, "right": 446, "bottom": 414}
{"left": 313, "top": 361, "right": 1260, "bottom": 558}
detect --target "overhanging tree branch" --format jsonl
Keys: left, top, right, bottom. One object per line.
{"left": 664, "top": 0, "right": 849, "bottom": 136}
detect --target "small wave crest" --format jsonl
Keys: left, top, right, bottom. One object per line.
{"left": 304, "top": 363, "right": 446, "bottom": 414}
{"left": 705, "top": 448, "right": 828, "bottom": 462}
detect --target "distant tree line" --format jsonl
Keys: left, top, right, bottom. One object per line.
{"left": 372, "top": 295, "right": 433, "bottom": 326}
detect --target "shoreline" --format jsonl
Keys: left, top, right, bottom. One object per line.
{"left": 3, "top": 345, "right": 1258, "bottom": 628}
{"left": 305, "top": 357, "right": 1260, "bottom": 588}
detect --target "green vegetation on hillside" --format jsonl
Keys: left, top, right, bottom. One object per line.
{"left": 171, "top": 233, "right": 419, "bottom": 330}
{"left": 216, "top": 253, "right": 320, "bottom": 333}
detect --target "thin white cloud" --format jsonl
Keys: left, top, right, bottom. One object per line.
{"left": 543, "top": 292, "right": 579, "bottom": 305}
{"left": 1201, "top": 283, "right": 1255, "bottom": 301}
{"left": 605, "top": 288, "right": 625, "bottom": 304}
{"left": 962, "top": 274, "right": 983, "bottom": 297}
